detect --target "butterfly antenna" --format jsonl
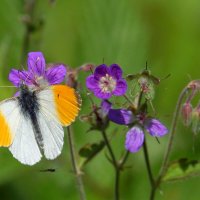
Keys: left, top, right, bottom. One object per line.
{"left": 0, "top": 86, "right": 16, "bottom": 88}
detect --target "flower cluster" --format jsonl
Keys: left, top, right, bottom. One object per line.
{"left": 86, "top": 64, "right": 168, "bottom": 153}
{"left": 108, "top": 108, "right": 168, "bottom": 152}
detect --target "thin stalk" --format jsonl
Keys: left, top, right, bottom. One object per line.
{"left": 67, "top": 126, "right": 86, "bottom": 200}
{"left": 101, "top": 130, "right": 119, "bottom": 200}
{"left": 119, "top": 151, "right": 130, "bottom": 168}
{"left": 158, "top": 87, "right": 188, "bottom": 179}
{"left": 102, "top": 130, "right": 117, "bottom": 166}
{"left": 143, "top": 139, "right": 155, "bottom": 190}
{"left": 150, "top": 87, "right": 188, "bottom": 200}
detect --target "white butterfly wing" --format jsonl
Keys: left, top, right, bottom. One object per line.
{"left": 37, "top": 85, "right": 81, "bottom": 160}
{"left": 0, "top": 99, "right": 42, "bottom": 165}
{"left": 37, "top": 89, "right": 64, "bottom": 160}
{"left": 9, "top": 117, "right": 42, "bottom": 165}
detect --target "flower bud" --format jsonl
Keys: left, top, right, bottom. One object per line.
{"left": 80, "top": 63, "right": 95, "bottom": 72}
{"left": 181, "top": 103, "right": 193, "bottom": 126}
{"left": 191, "top": 106, "right": 200, "bottom": 134}
{"left": 66, "top": 67, "right": 78, "bottom": 88}
{"left": 187, "top": 80, "right": 200, "bottom": 90}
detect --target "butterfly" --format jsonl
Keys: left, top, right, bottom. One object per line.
{"left": 0, "top": 83, "right": 81, "bottom": 165}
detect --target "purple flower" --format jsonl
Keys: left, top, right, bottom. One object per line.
{"left": 108, "top": 109, "right": 168, "bottom": 152}
{"left": 108, "top": 109, "right": 134, "bottom": 125}
{"left": 144, "top": 118, "right": 168, "bottom": 137}
{"left": 86, "top": 64, "right": 127, "bottom": 99}
{"left": 125, "top": 126, "right": 144, "bottom": 153}
{"left": 9, "top": 52, "right": 66, "bottom": 88}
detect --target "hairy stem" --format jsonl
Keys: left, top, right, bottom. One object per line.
{"left": 150, "top": 87, "right": 188, "bottom": 199}
{"left": 101, "top": 130, "right": 119, "bottom": 200}
{"left": 143, "top": 139, "right": 156, "bottom": 200}
{"left": 67, "top": 126, "right": 86, "bottom": 200}
{"left": 143, "top": 139, "right": 155, "bottom": 188}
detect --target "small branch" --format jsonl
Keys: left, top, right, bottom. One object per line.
{"left": 158, "top": 87, "right": 188, "bottom": 180}
{"left": 143, "top": 138, "right": 155, "bottom": 190}
{"left": 101, "top": 130, "right": 119, "bottom": 200}
{"left": 119, "top": 151, "right": 130, "bottom": 168}
{"left": 151, "top": 87, "right": 188, "bottom": 200}
{"left": 67, "top": 126, "right": 86, "bottom": 200}
{"left": 101, "top": 130, "right": 117, "bottom": 166}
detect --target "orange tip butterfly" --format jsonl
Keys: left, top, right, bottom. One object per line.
{"left": 0, "top": 84, "right": 81, "bottom": 165}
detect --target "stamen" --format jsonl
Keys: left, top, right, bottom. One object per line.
{"left": 99, "top": 74, "right": 116, "bottom": 93}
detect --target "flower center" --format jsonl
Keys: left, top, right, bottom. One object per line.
{"left": 99, "top": 74, "right": 116, "bottom": 93}
{"left": 137, "top": 113, "right": 147, "bottom": 124}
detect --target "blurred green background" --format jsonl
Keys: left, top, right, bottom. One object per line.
{"left": 0, "top": 0, "right": 200, "bottom": 199}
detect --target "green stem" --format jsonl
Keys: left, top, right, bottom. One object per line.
{"left": 151, "top": 87, "right": 188, "bottom": 200}
{"left": 67, "top": 126, "right": 86, "bottom": 200}
{"left": 101, "top": 130, "right": 119, "bottom": 200}
{"left": 143, "top": 138, "right": 155, "bottom": 200}
{"left": 159, "top": 87, "right": 188, "bottom": 178}
{"left": 119, "top": 151, "right": 130, "bottom": 168}
{"left": 102, "top": 130, "right": 117, "bottom": 166}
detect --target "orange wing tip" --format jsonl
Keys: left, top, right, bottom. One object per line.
{"left": 0, "top": 112, "right": 13, "bottom": 147}
{"left": 52, "top": 85, "right": 82, "bottom": 126}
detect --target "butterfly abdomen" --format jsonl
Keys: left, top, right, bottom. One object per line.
{"left": 18, "top": 86, "right": 43, "bottom": 147}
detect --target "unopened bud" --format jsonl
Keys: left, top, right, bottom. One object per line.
{"left": 187, "top": 80, "right": 200, "bottom": 90}
{"left": 66, "top": 68, "right": 78, "bottom": 88}
{"left": 80, "top": 63, "right": 95, "bottom": 72}
{"left": 181, "top": 103, "right": 193, "bottom": 126}
{"left": 191, "top": 106, "right": 200, "bottom": 134}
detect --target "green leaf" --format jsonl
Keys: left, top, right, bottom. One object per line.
{"left": 79, "top": 141, "right": 105, "bottom": 168}
{"left": 162, "top": 158, "right": 200, "bottom": 182}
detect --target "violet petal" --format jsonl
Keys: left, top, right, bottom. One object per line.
{"left": 145, "top": 118, "right": 168, "bottom": 137}
{"left": 108, "top": 109, "right": 134, "bottom": 125}
{"left": 46, "top": 64, "right": 66, "bottom": 85}
{"left": 94, "top": 64, "right": 110, "bottom": 79}
{"left": 86, "top": 75, "right": 99, "bottom": 90}
{"left": 113, "top": 79, "right": 127, "bottom": 96}
{"left": 101, "top": 100, "right": 112, "bottom": 116}
{"left": 27, "top": 52, "right": 46, "bottom": 76}
{"left": 9, "top": 69, "right": 33, "bottom": 87}
{"left": 94, "top": 89, "right": 112, "bottom": 99}
{"left": 110, "top": 64, "right": 122, "bottom": 79}
{"left": 125, "top": 126, "right": 144, "bottom": 153}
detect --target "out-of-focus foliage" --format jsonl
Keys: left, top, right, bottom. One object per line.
{"left": 163, "top": 159, "right": 200, "bottom": 182}
{"left": 0, "top": 0, "right": 200, "bottom": 199}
